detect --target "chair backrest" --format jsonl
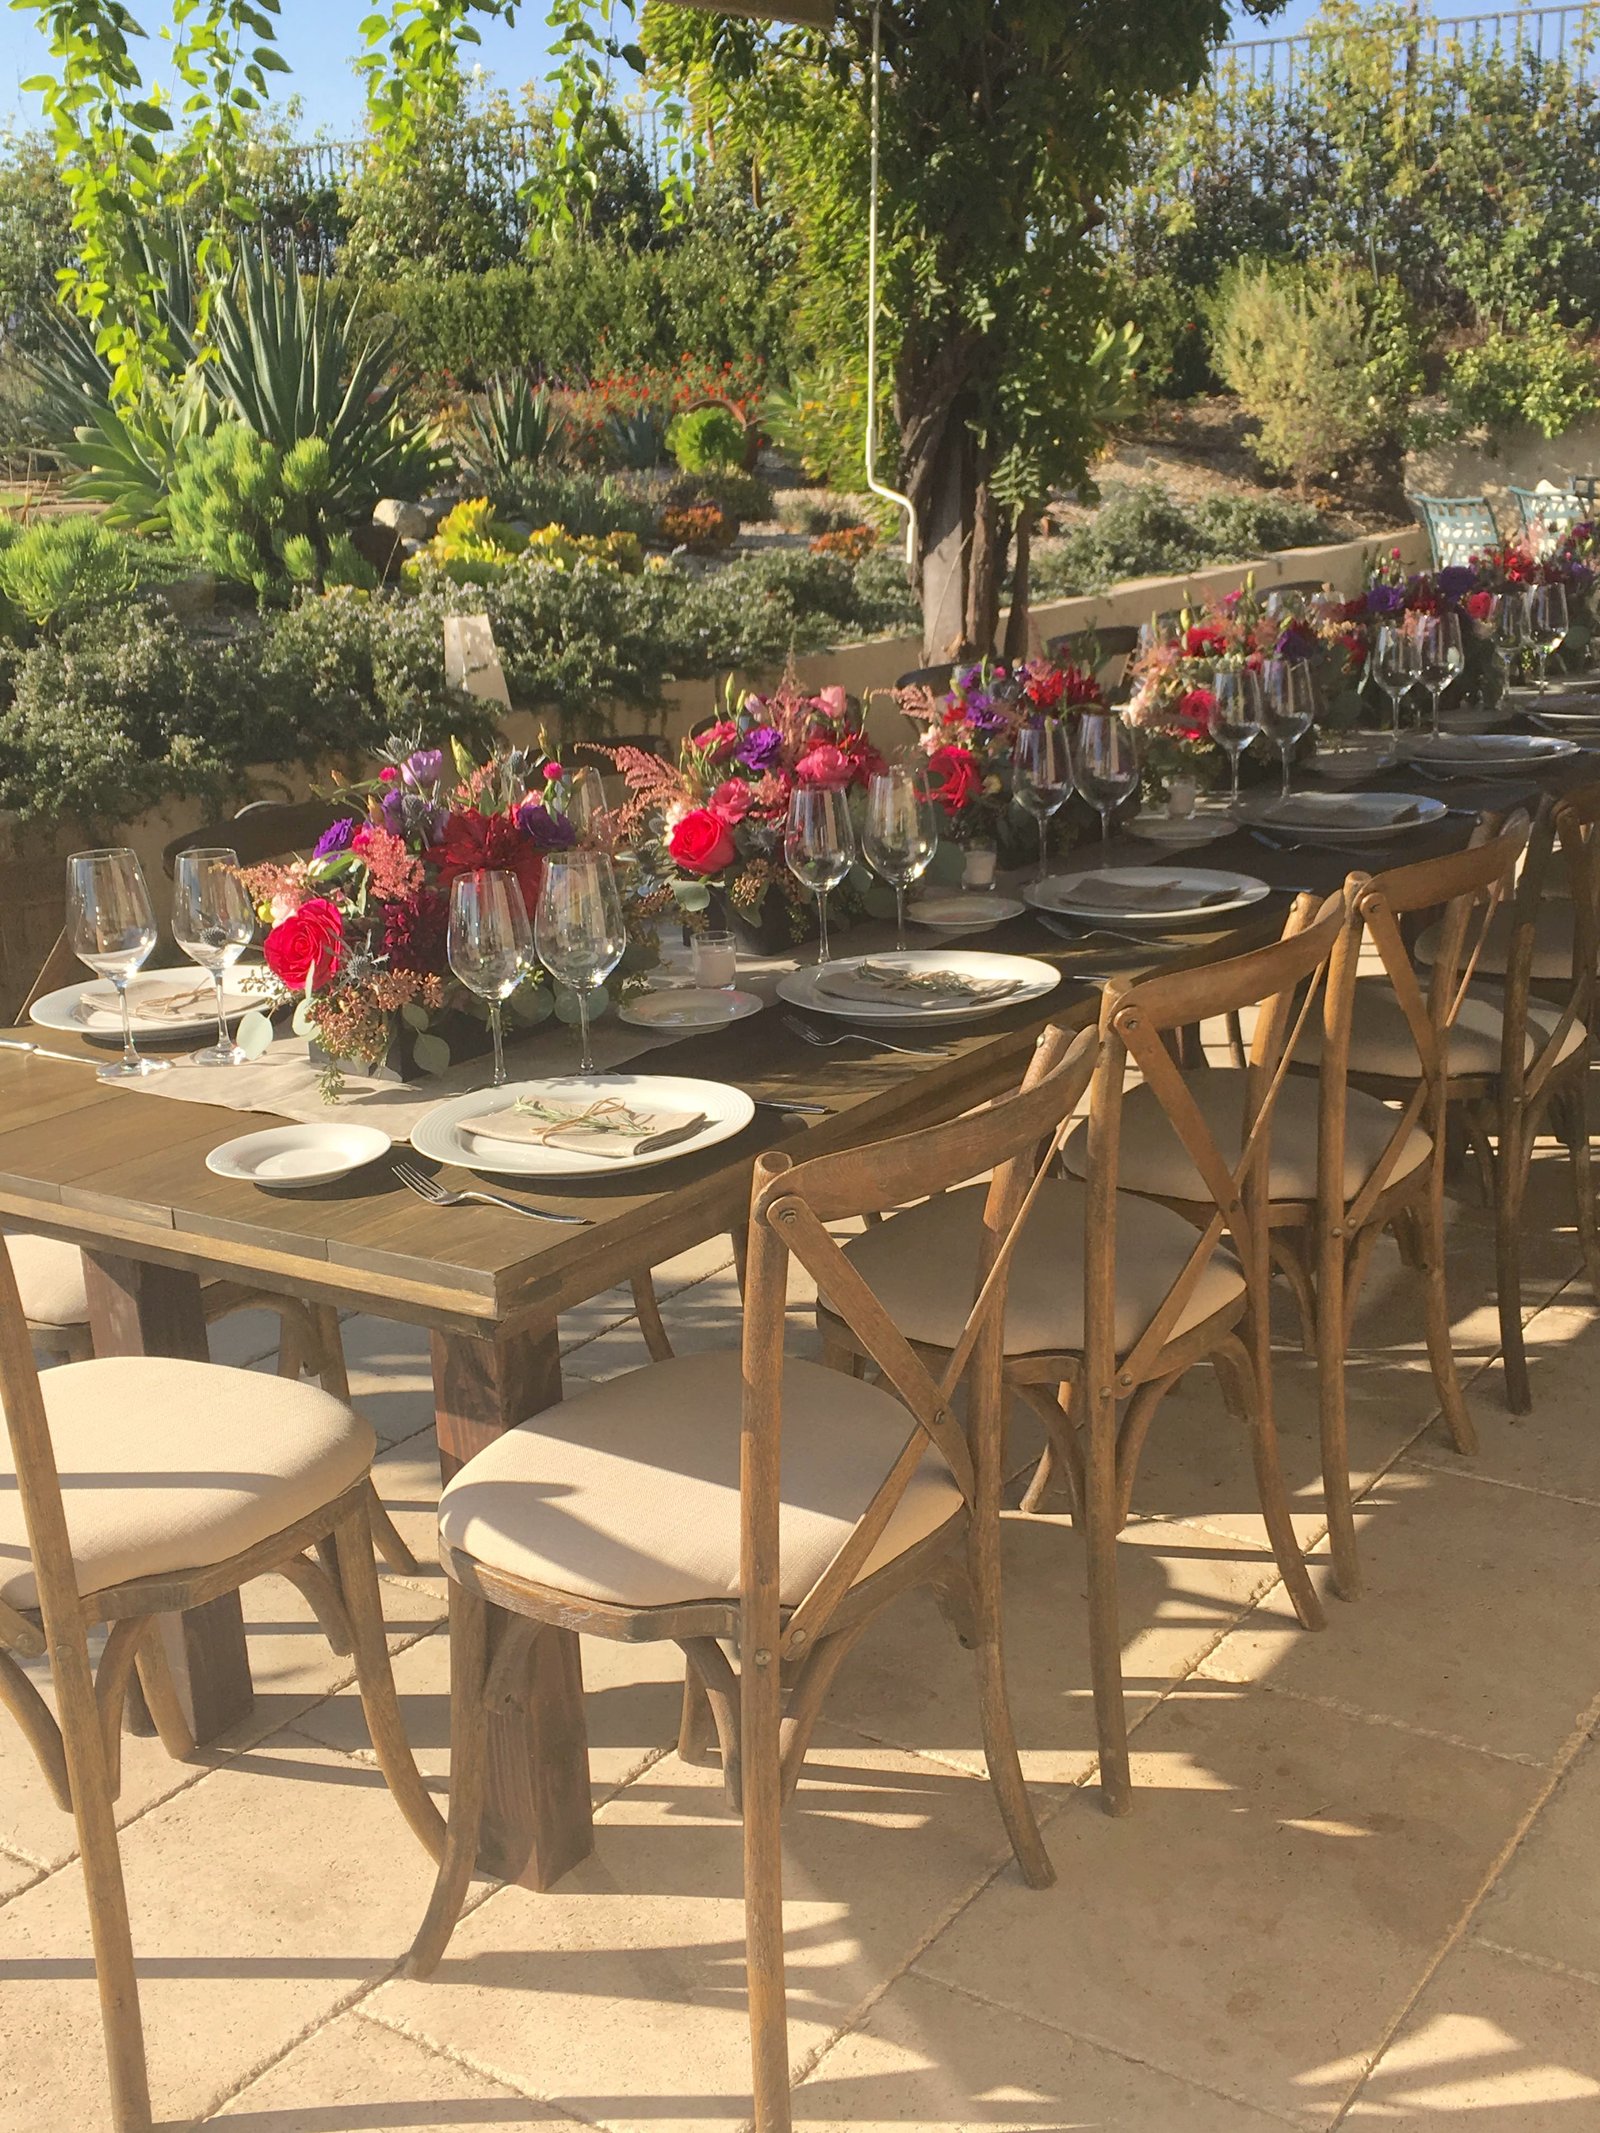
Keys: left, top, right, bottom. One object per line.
{"left": 740, "top": 1022, "right": 1101, "bottom": 1662}
{"left": 1507, "top": 485, "right": 1585, "bottom": 546}
{"left": 1045, "top": 625, "right": 1141, "bottom": 697}
{"left": 1408, "top": 493, "right": 1500, "bottom": 569}
{"left": 163, "top": 796, "right": 351, "bottom": 878}
{"left": 1081, "top": 899, "right": 1345, "bottom": 1395}
{"left": 1494, "top": 783, "right": 1600, "bottom": 1115}
{"left": 895, "top": 662, "right": 958, "bottom": 694}
{"left": 0, "top": 1232, "right": 87, "bottom": 1663}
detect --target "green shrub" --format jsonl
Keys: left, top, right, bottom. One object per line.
{"left": 167, "top": 424, "right": 376, "bottom": 601}
{"left": 665, "top": 468, "right": 773, "bottom": 524}
{"left": 0, "top": 514, "right": 138, "bottom": 633}
{"left": 1443, "top": 310, "right": 1600, "bottom": 440}
{"left": 667, "top": 404, "right": 746, "bottom": 473}
{"left": 1032, "top": 482, "right": 1329, "bottom": 597}
{"left": 764, "top": 358, "right": 875, "bottom": 490}
{"left": 492, "top": 466, "right": 660, "bottom": 540}
{"left": 1188, "top": 492, "right": 1329, "bottom": 557}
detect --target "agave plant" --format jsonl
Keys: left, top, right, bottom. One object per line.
{"left": 606, "top": 406, "right": 668, "bottom": 471}
{"left": 460, "top": 374, "right": 562, "bottom": 486}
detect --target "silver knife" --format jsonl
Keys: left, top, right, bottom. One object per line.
{"left": 0, "top": 1038, "right": 99, "bottom": 1065}
{"left": 755, "top": 1097, "right": 830, "bottom": 1115}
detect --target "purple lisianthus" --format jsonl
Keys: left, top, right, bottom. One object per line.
{"left": 1437, "top": 565, "right": 1480, "bottom": 604}
{"left": 1366, "top": 583, "right": 1406, "bottom": 617}
{"left": 403, "top": 748, "right": 445, "bottom": 793}
{"left": 312, "top": 816, "right": 358, "bottom": 859}
{"left": 516, "top": 799, "right": 578, "bottom": 852}
{"left": 736, "top": 723, "right": 783, "bottom": 773}
{"left": 1274, "top": 622, "right": 1319, "bottom": 662}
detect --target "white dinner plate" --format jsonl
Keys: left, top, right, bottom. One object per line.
{"left": 777, "top": 950, "right": 1058, "bottom": 1028}
{"left": 1402, "top": 732, "right": 1580, "bottom": 773}
{"left": 617, "top": 987, "right": 763, "bottom": 1031}
{"left": 1531, "top": 711, "right": 1600, "bottom": 738}
{"left": 31, "top": 965, "right": 268, "bottom": 1041}
{"left": 1124, "top": 813, "right": 1234, "bottom": 850}
{"left": 1242, "top": 791, "right": 1447, "bottom": 844}
{"left": 908, "top": 893, "right": 1027, "bottom": 929}
{"left": 1024, "top": 867, "right": 1271, "bottom": 926}
{"left": 206, "top": 1123, "right": 392, "bottom": 1188}
{"left": 410, "top": 1074, "right": 756, "bottom": 1179}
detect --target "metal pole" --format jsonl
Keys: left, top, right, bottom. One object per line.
{"left": 864, "top": 0, "right": 916, "bottom": 567}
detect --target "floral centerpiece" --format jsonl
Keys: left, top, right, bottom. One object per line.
{"left": 1324, "top": 552, "right": 1507, "bottom": 714}
{"left": 242, "top": 738, "right": 587, "bottom": 1092}
{"left": 610, "top": 674, "right": 883, "bottom": 948}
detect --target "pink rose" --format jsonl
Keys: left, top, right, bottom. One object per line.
{"left": 816, "top": 685, "right": 849, "bottom": 719}
{"left": 709, "top": 779, "right": 752, "bottom": 825}
{"left": 795, "top": 743, "right": 851, "bottom": 789}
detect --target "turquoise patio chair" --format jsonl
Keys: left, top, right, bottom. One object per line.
{"left": 1408, "top": 492, "right": 1500, "bottom": 569}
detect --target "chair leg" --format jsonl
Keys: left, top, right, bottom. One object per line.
{"left": 677, "top": 1662, "right": 718, "bottom": 1765}
{"left": 331, "top": 1504, "right": 445, "bottom": 1862}
{"left": 408, "top": 1582, "right": 491, "bottom": 1976}
{"left": 741, "top": 1626, "right": 792, "bottom": 2130}
{"left": 963, "top": 1526, "right": 1054, "bottom": 1885}
{"left": 630, "top": 1273, "right": 676, "bottom": 1363}
{"left": 1316, "top": 1227, "right": 1360, "bottom": 1602}
{"left": 1559, "top": 1081, "right": 1600, "bottom": 1301}
{"left": 1492, "top": 1137, "right": 1532, "bottom": 1414}
{"left": 1082, "top": 1399, "right": 1132, "bottom": 1816}
{"left": 303, "top": 1302, "right": 421, "bottom": 1578}
{"left": 1214, "top": 1332, "right": 1324, "bottom": 1634}
{"left": 363, "top": 1482, "right": 421, "bottom": 1578}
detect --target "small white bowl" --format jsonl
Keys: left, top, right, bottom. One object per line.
{"left": 206, "top": 1123, "right": 392, "bottom": 1188}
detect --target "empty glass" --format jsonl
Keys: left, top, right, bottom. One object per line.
{"left": 1261, "top": 657, "right": 1316, "bottom": 799}
{"left": 1491, "top": 589, "right": 1528, "bottom": 694}
{"left": 1206, "top": 666, "right": 1264, "bottom": 810}
{"left": 1372, "top": 620, "right": 1414, "bottom": 737}
{"left": 1012, "top": 718, "right": 1071, "bottom": 880}
{"left": 448, "top": 869, "right": 532, "bottom": 1088}
{"left": 565, "top": 764, "right": 605, "bottom": 836}
{"left": 172, "top": 847, "right": 256, "bottom": 1066}
{"left": 783, "top": 785, "right": 856, "bottom": 964}
{"left": 864, "top": 764, "right": 939, "bottom": 948}
{"left": 1526, "top": 582, "right": 1569, "bottom": 693}
{"left": 1407, "top": 609, "right": 1465, "bottom": 736}
{"left": 65, "top": 848, "right": 168, "bottom": 1082}
{"left": 1070, "top": 710, "right": 1139, "bottom": 848}
{"left": 534, "top": 849, "right": 627, "bottom": 1075}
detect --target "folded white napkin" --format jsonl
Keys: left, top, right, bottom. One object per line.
{"left": 814, "top": 960, "right": 1022, "bottom": 1005}
{"left": 1267, "top": 793, "right": 1424, "bottom": 828}
{"left": 1063, "top": 874, "right": 1230, "bottom": 911}
{"left": 460, "top": 1096, "right": 707, "bottom": 1159}
{"left": 72, "top": 980, "right": 215, "bottom": 1032}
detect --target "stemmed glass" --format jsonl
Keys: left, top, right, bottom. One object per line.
{"left": 1372, "top": 621, "right": 1414, "bottom": 738}
{"left": 171, "top": 848, "right": 256, "bottom": 1066}
{"left": 1012, "top": 718, "right": 1071, "bottom": 881}
{"left": 1526, "top": 582, "right": 1569, "bottom": 693}
{"left": 534, "top": 849, "right": 627, "bottom": 1076}
{"left": 65, "top": 848, "right": 168, "bottom": 1082}
{"left": 448, "top": 870, "right": 532, "bottom": 1089}
{"left": 1491, "top": 590, "right": 1528, "bottom": 695}
{"left": 1408, "top": 609, "right": 1465, "bottom": 737}
{"left": 864, "top": 765, "right": 939, "bottom": 949}
{"left": 1261, "top": 657, "right": 1316, "bottom": 799}
{"left": 1206, "top": 665, "right": 1264, "bottom": 811}
{"left": 565, "top": 764, "right": 606, "bottom": 836}
{"left": 783, "top": 785, "right": 856, "bottom": 965}
{"left": 1070, "top": 710, "right": 1139, "bottom": 850}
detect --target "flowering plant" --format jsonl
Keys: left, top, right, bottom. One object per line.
{"left": 611, "top": 673, "right": 882, "bottom": 933}
{"left": 242, "top": 737, "right": 586, "bottom": 1090}
{"left": 896, "top": 656, "right": 1105, "bottom": 847}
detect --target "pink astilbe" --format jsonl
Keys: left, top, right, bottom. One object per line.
{"left": 351, "top": 825, "right": 425, "bottom": 902}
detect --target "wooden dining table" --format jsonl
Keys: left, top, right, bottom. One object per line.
{"left": 0, "top": 748, "right": 1582, "bottom": 1891}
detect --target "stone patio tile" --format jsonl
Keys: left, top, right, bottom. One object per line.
{"left": 0, "top": 1729, "right": 438, "bottom": 2133}
{"left": 0, "top": 1842, "right": 41, "bottom": 1902}
{"left": 295, "top": 1621, "right": 683, "bottom": 1808}
{"left": 915, "top": 1681, "right": 1541, "bottom": 2127}
{"left": 793, "top": 1968, "right": 1294, "bottom": 2130}
{"left": 1198, "top": 1462, "right": 1600, "bottom": 1766}
{"left": 205, "top": 1307, "right": 287, "bottom": 1370}
{"left": 1343, "top": 1944, "right": 1600, "bottom": 2127}
{"left": 372, "top": 1721, "right": 1024, "bottom": 2133}
{"left": 1409, "top": 1299, "right": 1600, "bottom": 1504}
{"left": 207, "top": 2008, "right": 580, "bottom": 2127}
{"left": 367, "top": 1428, "right": 447, "bottom": 1590}
{"left": 336, "top": 1315, "right": 439, "bottom": 1446}
{"left": 1474, "top": 1727, "right": 1600, "bottom": 1982}
{"left": 821, "top": 1506, "right": 1285, "bottom": 1789}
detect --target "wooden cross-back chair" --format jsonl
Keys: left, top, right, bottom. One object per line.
{"left": 0, "top": 1233, "right": 442, "bottom": 2133}
{"left": 405, "top": 1023, "right": 1102, "bottom": 2133}
{"left": 821, "top": 905, "right": 1346, "bottom": 1817}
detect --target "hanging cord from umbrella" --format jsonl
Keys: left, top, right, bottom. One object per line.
{"left": 864, "top": 0, "right": 916, "bottom": 570}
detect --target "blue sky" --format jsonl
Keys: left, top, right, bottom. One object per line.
{"left": 0, "top": 1, "right": 1493, "bottom": 140}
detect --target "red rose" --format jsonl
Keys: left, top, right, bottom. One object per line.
{"left": 668, "top": 806, "right": 738, "bottom": 875}
{"left": 264, "top": 896, "right": 345, "bottom": 990}
{"left": 927, "top": 743, "right": 981, "bottom": 814}
{"left": 1184, "top": 624, "right": 1228, "bottom": 658}
{"left": 1175, "top": 686, "right": 1216, "bottom": 742}
{"left": 1464, "top": 589, "right": 1494, "bottom": 621}
{"left": 431, "top": 808, "right": 544, "bottom": 916}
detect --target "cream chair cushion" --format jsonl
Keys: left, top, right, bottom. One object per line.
{"left": 1062, "top": 1072, "right": 1430, "bottom": 1204}
{"left": 1415, "top": 901, "right": 1576, "bottom": 980}
{"left": 4, "top": 1233, "right": 89, "bottom": 1328}
{"left": 834, "top": 1178, "right": 1245, "bottom": 1358}
{"left": 1297, "top": 981, "right": 1586, "bottom": 1079}
{"left": 436, "top": 1349, "right": 963, "bottom": 1611}
{"left": 0, "top": 1356, "right": 374, "bottom": 1610}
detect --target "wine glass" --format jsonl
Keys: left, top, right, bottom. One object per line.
{"left": 864, "top": 764, "right": 939, "bottom": 948}
{"left": 1491, "top": 589, "right": 1527, "bottom": 695}
{"left": 1408, "top": 610, "right": 1465, "bottom": 736}
{"left": 1012, "top": 718, "right": 1071, "bottom": 881}
{"left": 783, "top": 785, "right": 856, "bottom": 965}
{"left": 1261, "top": 657, "right": 1316, "bottom": 799}
{"left": 171, "top": 848, "right": 256, "bottom": 1066}
{"left": 1372, "top": 621, "right": 1414, "bottom": 738}
{"left": 566, "top": 764, "right": 605, "bottom": 836}
{"left": 1206, "top": 666, "right": 1264, "bottom": 811}
{"left": 533, "top": 849, "right": 626, "bottom": 1076}
{"left": 65, "top": 848, "right": 168, "bottom": 1082}
{"left": 1070, "top": 710, "right": 1139, "bottom": 850}
{"left": 1526, "top": 582, "right": 1569, "bottom": 693}
{"left": 448, "top": 870, "right": 533, "bottom": 1089}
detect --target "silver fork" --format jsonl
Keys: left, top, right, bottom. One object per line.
{"left": 781, "top": 1013, "right": 947, "bottom": 1056}
{"left": 391, "top": 1157, "right": 588, "bottom": 1225}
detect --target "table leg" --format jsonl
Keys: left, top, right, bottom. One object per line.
{"left": 430, "top": 1321, "right": 593, "bottom": 1890}
{"left": 82, "top": 1252, "right": 255, "bottom": 1744}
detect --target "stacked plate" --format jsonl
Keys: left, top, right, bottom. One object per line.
{"left": 777, "top": 949, "right": 1058, "bottom": 1027}
{"left": 1243, "top": 790, "right": 1447, "bottom": 845}
{"left": 30, "top": 965, "right": 267, "bottom": 1042}
{"left": 1401, "top": 732, "right": 1581, "bottom": 776}
{"left": 908, "top": 891, "right": 1027, "bottom": 930}
{"left": 411, "top": 1074, "right": 756, "bottom": 1179}
{"left": 1025, "top": 867, "right": 1271, "bottom": 926}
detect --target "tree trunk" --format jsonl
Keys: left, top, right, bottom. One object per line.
{"left": 966, "top": 458, "right": 1005, "bottom": 658}
{"left": 919, "top": 413, "right": 970, "bottom": 666}
{"left": 1003, "top": 514, "right": 1033, "bottom": 663}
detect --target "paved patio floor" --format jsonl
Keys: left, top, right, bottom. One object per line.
{"left": 4, "top": 1139, "right": 1600, "bottom": 2130}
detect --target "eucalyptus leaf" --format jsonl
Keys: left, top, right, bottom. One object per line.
{"left": 672, "top": 879, "right": 711, "bottom": 913}
{"left": 233, "top": 1009, "right": 274, "bottom": 1059}
{"left": 290, "top": 997, "right": 319, "bottom": 1039}
{"left": 411, "top": 1032, "right": 451, "bottom": 1076}
{"left": 400, "top": 1001, "right": 431, "bottom": 1031}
